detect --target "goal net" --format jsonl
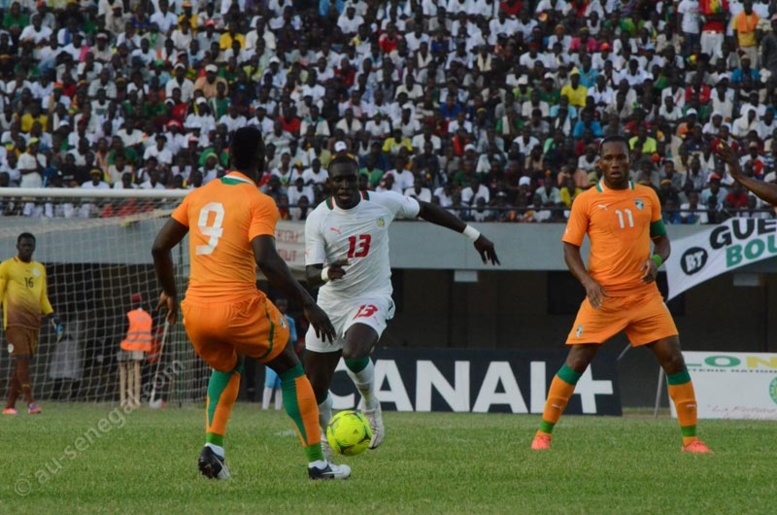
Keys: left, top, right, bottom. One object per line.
{"left": 0, "top": 188, "right": 212, "bottom": 406}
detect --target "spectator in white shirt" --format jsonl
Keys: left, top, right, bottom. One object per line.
{"left": 113, "top": 172, "right": 138, "bottom": 190}
{"left": 18, "top": 138, "right": 45, "bottom": 188}
{"left": 20, "top": 14, "right": 53, "bottom": 45}
{"left": 140, "top": 169, "right": 166, "bottom": 190}
{"left": 79, "top": 166, "right": 109, "bottom": 194}
{"left": 338, "top": 5, "right": 365, "bottom": 35}
{"left": 461, "top": 176, "right": 490, "bottom": 206}
{"left": 404, "top": 176, "right": 432, "bottom": 202}
{"left": 165, "top": 63, "right": 195, "bottom": 102}
{"left": 219, "top": 105, "right": 248, "bottom": 134}
{"left": 143, "top": 134, "right": 174, "bottom": 166}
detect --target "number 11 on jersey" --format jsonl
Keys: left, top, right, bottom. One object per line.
{"left": 615, "top": 209, "right": 634, "bottom": 229}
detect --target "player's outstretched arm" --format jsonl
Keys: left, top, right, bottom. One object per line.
{"left": 715, "top": 141, "right": 777, "bottom": 206}
{"left": 564, "top": 242, "right": 606, "bottom": 309}
{"left": 151, "top": 218, "right": 189, "bottom": 324}
{"left": 252, "top": 235, "right": 336, "bottom": 343}
{"left": 416, "top": 200, "right": 500, "bottom": 265}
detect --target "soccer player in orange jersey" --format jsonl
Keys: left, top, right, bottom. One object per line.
{"left": 1, "top": 233, "right": 62, "bottom": 416}
{"left": 531, "top": 136, "right": 712, "bottom": 454}
{"left": 152, "top": 126, "right": 347, "bottom": 480}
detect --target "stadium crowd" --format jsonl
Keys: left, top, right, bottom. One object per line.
{"left": 0, "top": 0, "right": 776, "bottom": 222}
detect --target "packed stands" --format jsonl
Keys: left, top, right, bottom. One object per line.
{"left": 0, "top": 0, "right": 776, "bottom": 222}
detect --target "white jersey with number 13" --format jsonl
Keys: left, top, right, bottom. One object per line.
{"left": 304, "top": 191, "right": 420, "bottom": 301}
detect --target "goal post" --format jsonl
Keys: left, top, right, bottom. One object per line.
{"left": 0, "top": 188, "right": 208, "bottom": 406}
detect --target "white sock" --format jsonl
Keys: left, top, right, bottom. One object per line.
{"left": 346, "top": 359, "right": 378, "bottom": 410}
{"left": 318, "top": 392, "right": 333, "bottom": 431}
{"left": 261, "top": 386, "right": 273, "bottom": 410}
{"left": 274, "top": 389, "right": 282, "bottom": 410}
{"left": 205, "top": 443, "right": 224, "bottom": 459}
{"left": 309, "top": 459, "right": 328, "bottom": 469}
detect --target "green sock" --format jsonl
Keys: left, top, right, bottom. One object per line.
{"left": 345, "top": 356, "right": 370, "bottom": 373}
{"left": 205, "top": 357, "right": 244, "bottom": 446}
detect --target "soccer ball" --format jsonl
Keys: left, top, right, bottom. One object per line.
{"left": 326, "top": 410, "right": 372, "bottom": 456}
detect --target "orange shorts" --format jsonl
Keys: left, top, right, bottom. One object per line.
{"left": 566, "top": 290, "right": 678, "bottom": 346}
{"left": 181, "top": 292, "right": 290, "bottom": 372}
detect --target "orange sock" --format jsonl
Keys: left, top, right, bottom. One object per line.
{"left": 667, "top": 369, "right": 698, "bottom": 446}
{"left": 538, "top": 364, "right": 582, "bottom": 435}
{"left": 280, "top": 364, "right": 324, "bottom": 462}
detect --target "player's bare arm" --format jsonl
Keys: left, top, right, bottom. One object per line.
{"left": 151, "top": 217, "right": 189, "bottom": 325}
{"left": 715, "top": 141, "right": 777, "bottom": 205}
{"left": 252, "top": 235, "right": 336, "bottom": 343}
{"left": 563, "top": 242, "right": 606, "bottom": 309}
{"left": 305, "top": 259, "right": 350, "bottom": 289}
{"left": 642, "top": 235, "right": 671, "bottom": 284}
{"left": 416, "top": 201, "right": 500, "bottom": 265}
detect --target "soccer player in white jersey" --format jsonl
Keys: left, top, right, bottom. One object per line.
{"left": 304, "top": 156, "right": 500, "bottom": 457}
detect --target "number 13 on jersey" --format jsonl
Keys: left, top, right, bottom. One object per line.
{"left": 347, "top": 234, "right": 371, "bottom": 258}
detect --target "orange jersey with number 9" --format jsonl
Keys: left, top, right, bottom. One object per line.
{"left": 562, "top": 181, "right": 663, "bottom": 296}
{"left": 171, "top": 172, "right": 278, "bottom": 302}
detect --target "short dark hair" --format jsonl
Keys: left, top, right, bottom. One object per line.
{"left": 599, "top": 135, "right": 629, "bottom": 155}
{"left": 231, "top": 126, "right": 265, "bottom": 171}
{"left": 328, "top": 155, "right": 359, "bottom": 174}
{"left": 17, "top": 232, "right": 35, "bottom": 244}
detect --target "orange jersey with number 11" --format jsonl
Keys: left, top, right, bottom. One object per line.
{"left": 171, "top": 172, "right": 278, "bottom": 302}
{"left": 562, "top": 181, "right": 663, "bottom": 297}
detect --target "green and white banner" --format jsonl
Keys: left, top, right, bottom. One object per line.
{"left": 671, "top": 352, "right": 777, "bottom": 420}
{"left": 666, "top": 218, "right": 777, "bottom": 300}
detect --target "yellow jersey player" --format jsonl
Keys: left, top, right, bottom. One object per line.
{"left": 531, "top": 136, "right": 712, "bottom": 454}
{"left": 1, "top": 233, "right": 62, "bottom": 415}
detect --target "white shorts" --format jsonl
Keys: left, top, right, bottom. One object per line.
{"left": 305, "top": 295, "right": 395, "bottom": 353}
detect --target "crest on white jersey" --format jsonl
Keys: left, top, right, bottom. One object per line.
{"left": 376, "top": 217, "right": 385, "bottom": 227}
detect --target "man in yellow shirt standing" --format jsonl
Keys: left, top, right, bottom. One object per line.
{"left": 1, "top": 233, "right": 62, "bottom": 415}
{"left": 560, "top": 68, "right": 588, "bottom": 109}
{"left": 20, "top": 103, "right": 48, "bottom": 134}
{"left": 219, "top": 21, "right": 245, "bottom": 50}
{"left": 734, "top": 1, "right": 760, "bottom": 66}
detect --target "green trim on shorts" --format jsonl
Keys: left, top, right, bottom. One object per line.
{"left": 254, "top": 307, "right": 276, "bottom": 361}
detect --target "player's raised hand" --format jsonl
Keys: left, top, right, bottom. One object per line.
{"left": 303, "top": 302, "right": 337, "bottom": 343}
{"left": 713, "top": 141, "right": 742, "bottom": 177}
{"left": 474, "top": 235, "right": 500, "bottom": 265}
{"left": 157, "top": 292, "right": 178, "bottom": 325}
{"left": 327, "top": 259, "right": 350, "bottom": 281}
{"left": 583, "top": 278, "right": 607, "bottom": 309}
{"left": 641, "top": 258, "right": 659, "bottom": 284}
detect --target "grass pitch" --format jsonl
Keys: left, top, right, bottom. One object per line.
{"left": 1, "top": 404, "right": 775, "bottom": 514}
